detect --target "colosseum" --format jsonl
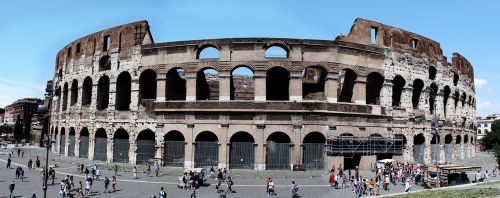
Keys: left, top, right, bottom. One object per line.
{"left": 47, "top": 18, "right": 477, "bottom": 171}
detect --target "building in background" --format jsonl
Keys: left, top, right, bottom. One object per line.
{"left": 3, "top": 98, "right": 43, "bottom": 142}
{"left": 476, "top": 114, "right": 500, "bottom": 140}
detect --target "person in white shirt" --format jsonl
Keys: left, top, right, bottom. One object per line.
{"left": 404, "top": 180, "right": 411, "bottom": 192}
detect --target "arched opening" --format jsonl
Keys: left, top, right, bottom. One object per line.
{"left": 79, "top": 128, "right": 89, "bottom": 158}
{"left": 166, "top": 68, "right": 186, "bottom": 100}
{"left": 58, "top": 69, "right": 63, "bottom": 80}
{"left": 366, "top": 72, "right": 384, "bottom": 105}
{"left": 99, "top": 55, "right": 111, "bottom": 71}
{"left": 265, "top": 45, "right": 288, "bottom": 58}
{"left": 53, "top": 127, "right": 58, "bottom": 151}
{"left": 94, "top": 128, "right": 107, "bottom": 161}
{"left": 412, "top": 79, "right": 424, "bottom": 109}
{"left": 464, "top": 134, "right": 469, "bottom": 159}
{"left": 96, "top": 76, "right": 110, "bottom": 110}
{"left": 413, "top": 134, "right": 425, "bottom": 163}
{"left": 394, "top": 134, "right": 407, "bottom": 157}
{"left": 454, "top": 90, "right": 460, "bottom": 110}
{"left": 136, "top": 129, "right": 156, "bottom": 165}
{"left": 428, "top": 66, "right": 437, "bottom": 80}
{"left": 62, "top": 83, "right": 69, "bottom": 111}
{"left": 163, "top": 131, "right": 185, "bottom": 167}
{"left": 455, "top": 135, "right": 462, "bottom": 160}
{"left": 68, "top": 127, "right": 76, "bottom": 157}
{"left": 55, "top": 86, "right": 61, "bottom": 112}
{"left": 196, "top": 68, "right": 219, "bottom": 100}
{"left": 392, "top": 75, "right": 406, "bottom": 107}
{"left": 70, "top": 80, "right": 78, "bottom": 106}
{"left": 303, "top": 132, "right": 326, "bottom": 170}
{"left": 443, "top": 86, "right": 451, "bottom": 117}
{"left": 453, "top": 72, "right": 459, "bottom": 86}
{"left": 444, "top": 135, "right": 453, "bottom": 161}
{"left": 302, "top": 66, "right": 327, "bottom": 100}
{"left": 60, "top": 127, "right": 66, "bottom": 155}
{"left": 82, "top": 77, "right": 92, "bottom": 106}
{"left": 338, "top": 69, "right": 357, "bottom": 103}
{"left": 116, "top": 72, "right": 132, "bottom": 110}
{"left": 229, "top": 132, "right": 255, "bottom": 169}
{"left": 230, "top": 66, "right": 255, "bottom": 100}
{"left": 194, "top": 131, "right": 219, "bottom": 168}
{"left": 430, "top": 134, "right": 440, "bottom": 162}
{"left": 461, "top": 92, "right": 467, "bottom": 108}
{"left": 139, "top": 69, "right": 157, "bottom": 100}
{"left": 266, "top": 67, "right": 290, "bottom": 101}
{"left": 429, "top": 83, "right": 439, "bottom": 114}
{"left": 197, "top": 46, "right": 220, "bottom": 59}
{"left": 113, "top": 129, "right": 129, "bottom": 163}
{"left": 266, "top": 132, "right": 291, "bottom": 170}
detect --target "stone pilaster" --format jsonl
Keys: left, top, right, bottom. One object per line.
{"left": 185, "top": 73, "right": 197, "bottom": 101}
{"left": 218, "top": 125, "right": 229, "bottom": 168}
{"left": 254, "top": 71, "right": 266, "bottom": 101}
{"left": 156, "top": 73, "right": 167, "bottom": 102}
{"left": 381, "top": 80, "right": 393, "bottom": 107}
{"left": 325, "top": 73, "right": 338, "bottom": 103}
{"left": 354, "top": 76, "right": 367, "bottom": 104}
{"left": 289, "top": 71, "right": 302, "bottom": 102}
{"left": 218, "top": 71, "right": 231, "bottom": 101}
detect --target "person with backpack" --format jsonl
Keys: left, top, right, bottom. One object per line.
{"left": 226, "top": 177, "right": 234, "bottom": 193}
{"left": 103, "top": 176, "right": 111, "bottom": 193}
{"left": 9, "top": 181, "right": 15, "bottom": 198}
{"left": 159, "top": 187, "right": 167, "bottom": 198}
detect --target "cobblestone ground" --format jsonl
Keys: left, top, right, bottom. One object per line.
{"left": 0, "top": 146, "right": 496, "bottom": 198}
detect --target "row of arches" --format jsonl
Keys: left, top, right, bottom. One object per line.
{"left": 197, "top": 45, "right": 289, "bottom": 59}
{"left": 414, "top": 133, "right": 474, "bottom": 163}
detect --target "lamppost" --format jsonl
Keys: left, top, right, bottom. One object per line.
{"left": 427, "top": 87, "right": 444, "bottom": 188}
{"left": 43, "top": 90, "right": 58, "bottom": 198}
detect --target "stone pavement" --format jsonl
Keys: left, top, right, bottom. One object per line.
{"left": 0, "top": 146, "right": 495, "bottom": 198}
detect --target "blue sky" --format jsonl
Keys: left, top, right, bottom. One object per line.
{"left": 0, "top": 0, "right": 499, "bottom": 116}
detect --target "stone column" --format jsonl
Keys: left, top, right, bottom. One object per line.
{"left": 219, "top": 72, "right": 231, "bottom": 101}
{"left": 292, "top": 124, "right": 302, "bottom": 168}
{"left": 353, "top": 76, "right": 367, "bottom": 104}
{"left": 75, "top": 132, "right": 80, "bottom": 158}
{"left": 451, "top": 134, "right": 456, "bottom": 160}
{"left": 130, "top": 77, "right": 140, "bottom": 112}
{"left": 129, "top": 138, "right": 137, "bottom": 165}
{"left": 381, "top": 80, "right": 393, "bottom": 107}
{"left": 402, "top": 86, "right": 414, "bottom": 111}
{"left": 156, "top": 73, "right": 167, "bottom": 102}
{"left": 405, "top": 135, "right": 414, "bottom": 163}
{"left": 107, "top": 137, "right": 113, "bottom": 163}
{"left": 184, "top": 126, "right": 195, "bottom": 168}
{"left": 423, "top": 130, "right": 432, "bottom": 164}
{"left": 185, "top": 73, "right": 197, "bottom": 101}
{"left": 155, "top": 132, "right": 164, "bottom": 165}
{"left": 434, "top": 92, "right": 444, "bottom": 118}
{"left": 254, "top": 71, "right": 266, "bottom": 101}
{"left": 255, "top": 125, "right": 266, "bottom": 170}
{"left": 439, "top": 134, "right": 446, "bottom": 162}
{"left": 218, "top": 125, "right": 229, "bottom": 168}
{"left": 289, "top": 71, "right": 302, "bottom": 102}
{"left": 325, "top": 72, "right": 338, "bottom": 103}
{"left": 88, "top": 134, "right": 95, "bottom": 160}
{"left": 460, "top": 132, "right": 465, "bottom": 161}
{"left": 64, "top": 133, "right": 70, "bottom": 156}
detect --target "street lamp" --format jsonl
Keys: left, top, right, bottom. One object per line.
{"left": 427, "top": 87, "right": 444, "bottom": 188}
{"left": 43, "top": 91, "right": 58, "bottom": 198}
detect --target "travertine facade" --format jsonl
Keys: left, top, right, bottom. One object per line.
{"left": 48, "top": 19, "right": 476, "bottom": 170}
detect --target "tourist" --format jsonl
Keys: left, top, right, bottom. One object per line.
{"left": 493, "top": 166, "right": 497, "bottom": 177}
{"left": 76, "top": 181, "right": 84, "bottom": 197}
{"left": 329, "top": 173, "right": 335, "bottom": 187}
{"left": 35, "top": 156, "right": 40, "bottom": 168}
{"left": 147, "top": 164, "right": 152, "bottom": 177}
{"left": 227, "top": 177, "right": 234, "bottom": 193}
{"left": 114, "top": 164, "right": 118, "bottom": 176}
{"left": 291, "top": 181, "right": 299, "bottom": 197}
{"left": 21, "top": 149, "right": 24, "bottom": 157}
{"left": 7, "top": 157, "right": 11, "bottom": 168}
{"left": 133, "top": 166, "right": 138, "bottom": 179}
{"left": 28, "top": 158, "right": 33, "bottom": 170}
{"left": 84, "top": 167, "right": 89, "bottom": 178}
{"left": 159, "top": 186, "right": 167, "bottom": 198}
{"left": 104, "top": 176, "right": 111, "bottom": 193}
{"left": 9, "top": 181, "right": 15, "bottom": 198}
{"left": 112, "top": 176, "right": 117, "bottom": 192}
{"left": 95, "top": 168, "right": 101, "bottom": 180}
{"left": 50, "top": 167, "right": 56, "bottom": 185}
{"left": 84, "top": 177, "right": 91, "bottom": 195}
{"left": 268, "top": 179, "right": 276, "bottom": 196}
{"left": 342, "top": 174, "right": 347, "bottom": 188}
{"left": 266, "top": 177, "right": 272, "bottom": 194}
{"left": 369, "top": 178, "right": 375, "bottom": 195}
{"left": 91, "top": 167, "right": 96, "bottom": 180}
{"left": 405, "top": 179, "right": 411, "bottom": 192}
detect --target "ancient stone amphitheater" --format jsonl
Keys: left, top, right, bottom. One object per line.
{"left": 48, "top": 18, "right": 476, "bottom": 170}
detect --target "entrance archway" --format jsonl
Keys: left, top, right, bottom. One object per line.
{"left": 455, "top": 135, "right": 462, "bottom": 160}
{"left": 136, "top": 129, "right": 156, "bottom": 165}
{"left": 60, "top": 127, "right": 66, "bottom": 155}
{"left": 229, "top": 132, "right": 255, "bottom": 169}
{"left": 94, "top": 129, "right": 107, "bottom": 161}
{"left": 68, "top": 128, "right": 76, "bottom": 157}
{"left": 163, "top": 131, "right": 185, "bottom": 167}
{"left": 194, "top": 131, "right": 219, "bottom": 167}
{"left": 444, "top": 134, "right": 452, "bottom": 161}
{"left": 79, "top": 128, "right": 89, "bottom": 158}
{"left": 431, "top": 134, "right": 440, "bottom": 162}
{"left": 413, "top": 134, "right": 425, "bottom": 163}
{"left": 266, "top": 132, "right": 291, "bottom": 170}
{"left": 303, "top": 132, "right": 325, "bottom": 170}
{"left": 113, "top": 129, "right": 129, "bottom": 163}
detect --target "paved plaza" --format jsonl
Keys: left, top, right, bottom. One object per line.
{"left": 0, "top": 146, "right": 497, "bottom": 198}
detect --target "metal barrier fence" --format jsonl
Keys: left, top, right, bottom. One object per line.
{"left": 94, "top": 137, "right": 107, "bottom": 161}
{"left": 431, "top": 144, "right": 439, "bottom": 162}
{"left": 464, "top": 145, "right": 469, "bottom": 159}
{"left": 456, "top": 144, "right": 462, "bottom": 160}
{"left": 164, "top": 141, "right": 184, "bottom": 167}
{"left": 413, "top": 144, "right": 424, "bottom": 163}
{"left": 445, "top": 144, "right": 452, "bottom": 161}
{"left": 113, "top": 139, "right": 129, "bottom": 163}
{"left": 194, "top": 141, "right": 218, "bottom": 168}
{"left": 303, "top": 143, "right": 324, "bottom": 170}
{"left": 266, "top": 143, "right": 290, "bottom": 170}
{"left": 79, "top": 136, "right": 89, "bottom": 158}
{"left": 229, "top": 142, "right": 255, "bottom": 169}
{"left": 68, "top": 135, "right": 75, "bottom": 157}
{"left": 136, "top": 140, "right": 155, "bottom": 165}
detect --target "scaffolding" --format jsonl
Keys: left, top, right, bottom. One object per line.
{"left": 326, "top": 136, "right": 404, "bottom": 157}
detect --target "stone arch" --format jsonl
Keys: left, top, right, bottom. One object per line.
{"left": 392, "top": 75, "right": 406, "bottom": 107}
{"left": 94, "top": 128, "right": 107, "bottom": 161}
{"left": 197, "top": 45, "right": 220, "bottom": 59}
{"left": 136, "top": 129, "right": 156, "bottom": 165}
{"left": 113, "top": 128, "right": 129, "bottom": 163}
{"left": 139, "top": 69, "right": 157, "bottom": 100}
{"left": 99, "top": 55, "right": 111, "bottom": 71}
{"left": 166, "top": 67, "right": 186, "bottom": 100}
{"left": 62, "top": 82, "right": 69, "bottom": 111}
{"left": 97, "top": 75, "right": 110, "bottom": 110}
{"left": 194, "top": 131, "right": 219, "bottom": 167}
{"left": 303, "top": 132, "right": 326, "bottom": 170}
{"left": 229, "top": 131, "right": 256, "bottom": 169}
{"left": 302, "top": 66, "right": 327, "bottom": 101}
{"left": 430, "top": 133, "right": 440, "bottom": 162}
{"left": 412, "top": 79, "right": 424, "bottom": 109}
{"left": 266, "top": 66, "right": 290, "bottom": 101}
{"left": 444, "top": 134, "right": 453, "bottom": 161}
{"left": 82, "top": 77, "right": 92, "bottom": 106}
{"left": 429, "top": 83, "right": 439, "bottom": 114}
{"left": 68, "top": 127, "right": 76, "bottom": 157}
{"left": 116, "top": 72, "right": 132, "bottom": 110}
{"left": 163, "top": 130, "right": 185, "bottom": 167}
{"left": 366, "top": 72, "right": 384, "bottom": 105}
{"left": 455, "top": 135, "right": 463, "bottom": 160}
{"left": 70, "top": 79, "right": 78, "bottom": 106}
{"left": 454, "top": 90, "right": 460, "bottom": 110}
{"left": 461, "top": 92, "right": 467, "bottom": 107}
{"left": 413, "top": 133, "right": 425, "bottom": 163}
{"left": 443, "top": 86, "right": 451, "bottom": 117}
{"left": 428, "top": 66, "right": 437, "bottom": 80}
{"left": 338, "top": 69, "right": 357, "bottom": 103}
{"left": 60, "top": 127, "right": 66, "bottom": 155}
{"left": 230, "top": 66, "right": 255, "bottom": 100}
{"left": 79, "top": 127, "right": 90, "bottom": 158}
{"left": 266, "top": 132, "right": 291, "bottom": 170}
{"left": 264, "top": 44, "right": 289, "bottom": 58}
{"left": 196, "top": 67, "right": 219, "bottom": 100}
{"left": 453, "top": 72, "right": 459, "bottom": 86}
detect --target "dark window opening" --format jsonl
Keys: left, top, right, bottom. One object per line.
{"left": 195, "top": 131, "right": 219, "bottom": 142}
{"left": 103, "top": 35, "right": 110, "bottom": 51}
{"left": 445, "top": 135, "right": 453, "bottom": 144}
{"left": 70, "top": 80, "right": 78, "bottom": 106}
{"left": 414, "top": 134, "right": 425, "bottom": 145}
{"left": 443, "top": 86, "right": 451, "bottom": 117}
{"left": 266, "top": 67, "right": 290, "bottom": 101}
{"left": 412, "top": 79, "right": 424, "bottom": 109}
{"left": 265, "top": 45, "right": 288, "bottom": 58}
{"left": 302, "top": 66, "right": 327, "bottom": 100}
{"left": 96, "top": 76, "right": 110, "bottom": 111}
{"left": 230, "top": 66, "right": 254, "bottom": 100}
{"left": 166, "top": 68, "right": 186, "bottom": 100}
{"left": 431, "top": 134, "right": 440, "bottom": 144}
{"left": 429, "top": 66, "right": 437, "bottom": 80}
{"left": 392, "top": 75, "right": 406, "bottom": 107}
{"left": 456, "top": 135, "right": 462, "bottom": 144}
{"left": 116, "top": 72, "right": 131, "bottom": 111}
{"left": 197, "top": 46, "right": 220, "bottom": 59}
{"left": 267, "top": 132, "right": 291, "bottom": 143}
{"left": 453, "top": 73, "right": 459, "bottom": 86}
{"left": 99, "top": 55, "right": 111, "bottom": 71}
{"left": 139, "top": 69, "right": 157, "bottom": 100}
{"left": 412, "top": 38, "right": 418, "bottom": 50}
{"left": 461, "top": 92, "right": 466, "bottom": 107}
{"left": 303, "top": 132, "right": 326, "bottom": 144}
{"left": 366, "top": 72, "right": 384, "bottom": 105}
{"left": 429, "top": 83, "right": 438, "bottom": 114}
{"left": 338, "top": 69, "right": 357, "bottom": 103}
{"left": 58, "top": 69, "right": 63, "bottom": 80}
{"left": 62, "top": 83, "right": 68, "bottom": 111}
{"left": 76, "top": 43, "right": 81, "bottom": 53}
{"left": 82, "top": 77, "right": 92, "bottom": 106}
{"left": 370, "top": 26, "right": 378, "bottom": 44}
{"left": 67, "top": 47, "right": 72, "bottom": 58}
{"left": 454, "top": 90, "right": 459, "bottom": 110}
{"left": 196, "top": 68, "right": 219, "bottom": 100}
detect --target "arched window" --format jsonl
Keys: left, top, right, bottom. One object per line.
{"left": 70, "top": 80, "right": 78, "bottom": 106}
{"left": 338, "top": 69, "right": 357, "bottom": 103}
{"left": 197, "top": 46, "right": 219, "bottom": 59}
{"left": 166, "top": 68, "right": 186, "bottom": 100}
{"left": 266, "top": 67, "right": 290, "bottom": 101}
{"left": 453, "top": 72, "right": 459, "bottom": 86}
{"left": 82, "top": 77, "right": 92, "bottom": 106}
{"left": 412, "top": 79, "right": 424, "bottom": 109}
{"left": 443, "top": 86, "right": 451, "bottom": 117}
{"left": 429, "top": 66, "right": 437, "bottom": 80}
{"left": 99, "top": 55, "right": 111, "bottom": 71}
{"left": 429, "top": 83, "right": 438, "bottom": 114}
{"left": 116, "top": 72, "right": 132, "bottom": 110}
{"left": 461, "top": 92, "right": 467, "bottom": 107}
{"left": 302, "top": 66, "right": 327, "bottom": 100}
{"left": 265, "top": 45, "right": 288, "bottom": 58}
{"left": 196, "top": 68, "right": 219, "bottom": 100}
{"left": 139, "top": 69, "right": 157, "bottom": 100}
{"left": 392, "top": 75, "right": 406, "bottom": 107}
{"left": 62, "top": 83, "right": 68, "bottom": 111}
{"left": 230, "top": 66, "right": 254, "bottom": 100}
{"left": 96, "top": 76, "right": 110, "bottom": 111}
{"left": 366, "top": 72, "right": 384, "bottom": 105}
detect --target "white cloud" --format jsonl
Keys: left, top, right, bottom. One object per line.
{"left": 0, "top": 78, "right": 45, "bottom": 108}
{"left": 475, "top": 78, "right": 487, "bottom": 88}
{"left": 477, "top": 101, "right": 500, "bottom": 117}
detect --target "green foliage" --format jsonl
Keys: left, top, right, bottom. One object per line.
{"left": 13, "top": 115, "right": 22, "bottom": 140}
{"left": 491, "top": 119, "right": 500, "bottom": 132}
{"left": 495, "top": 145, "right": 500, "bottom": 167}
{"left": 481, "top": 120, "right": 500, "bottom": 150}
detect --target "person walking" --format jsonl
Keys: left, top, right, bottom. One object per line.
{"left": 7, "top": 157, "right": 11, "bottom": 168}
{"left": 291, "top": 181, "right": 299, "bottom": 197}
{"left": 159, "top": 187, "right": 167, "bottom": 198}
{"left": 226, "top": 177, "right": 234, "bottom": 193}
{"left": 404, "top": 179, "right": 411, "bottom": 192}
{"left": 155, "top": 162, "right": 161, "bottom": 177}
{"left": 9, "top": 180, "right": 15, "bottom": 198}
{"left": 28, "top": 158, "right": 33, "bottom": 170}
{"left": 17, "top": 148, "right": 21, "bottom": 157}
{"left": 76, "top": 181, "right": 84, "bottom": 198}
{"left": 95, "top": 168, "right": 101, "bottom": 181}
{"left": 36, "top": 156, "right": 41, "bottom": 168}
{"left": 113, "top": 164, "right": 118, "bottom": 176}
{"left": 84, "top": 167, "right": 89, "bottom": 178}
{"left": 50, "top": 167, "right": 56, "bottom": 185}
{"left": 133, "top": 166, "right": 138, "bottom": 179}
{"left": 84, "top": 177, "right": 91, "bottom": 195}
{"left": 112, "top": 176, "right": 117, "bottom": 192}
{"left": 21, "top": 149, "right": 24, "bottom": 157}
{"left": 104, "top": 176, "right": 111, "bottom": 193}
{"left": 147, "top": 165, "right": 152, "bottom": 177}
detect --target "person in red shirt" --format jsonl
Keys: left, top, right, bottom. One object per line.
{"left": 329, "top": 173, "right": 335, "bottom": 187}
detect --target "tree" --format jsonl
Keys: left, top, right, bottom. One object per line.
{"left": 13, "top": 115, "right": 23, "bottom": 140}
{"left": 495, "top": 145, "right": 500, "bottom": 167}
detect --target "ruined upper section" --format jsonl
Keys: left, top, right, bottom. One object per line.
{"left": 55, "top": 20, "right": 153, "bottom": 70}
{"left": 336, "top": 18, "right": 474, "bottom": 80}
